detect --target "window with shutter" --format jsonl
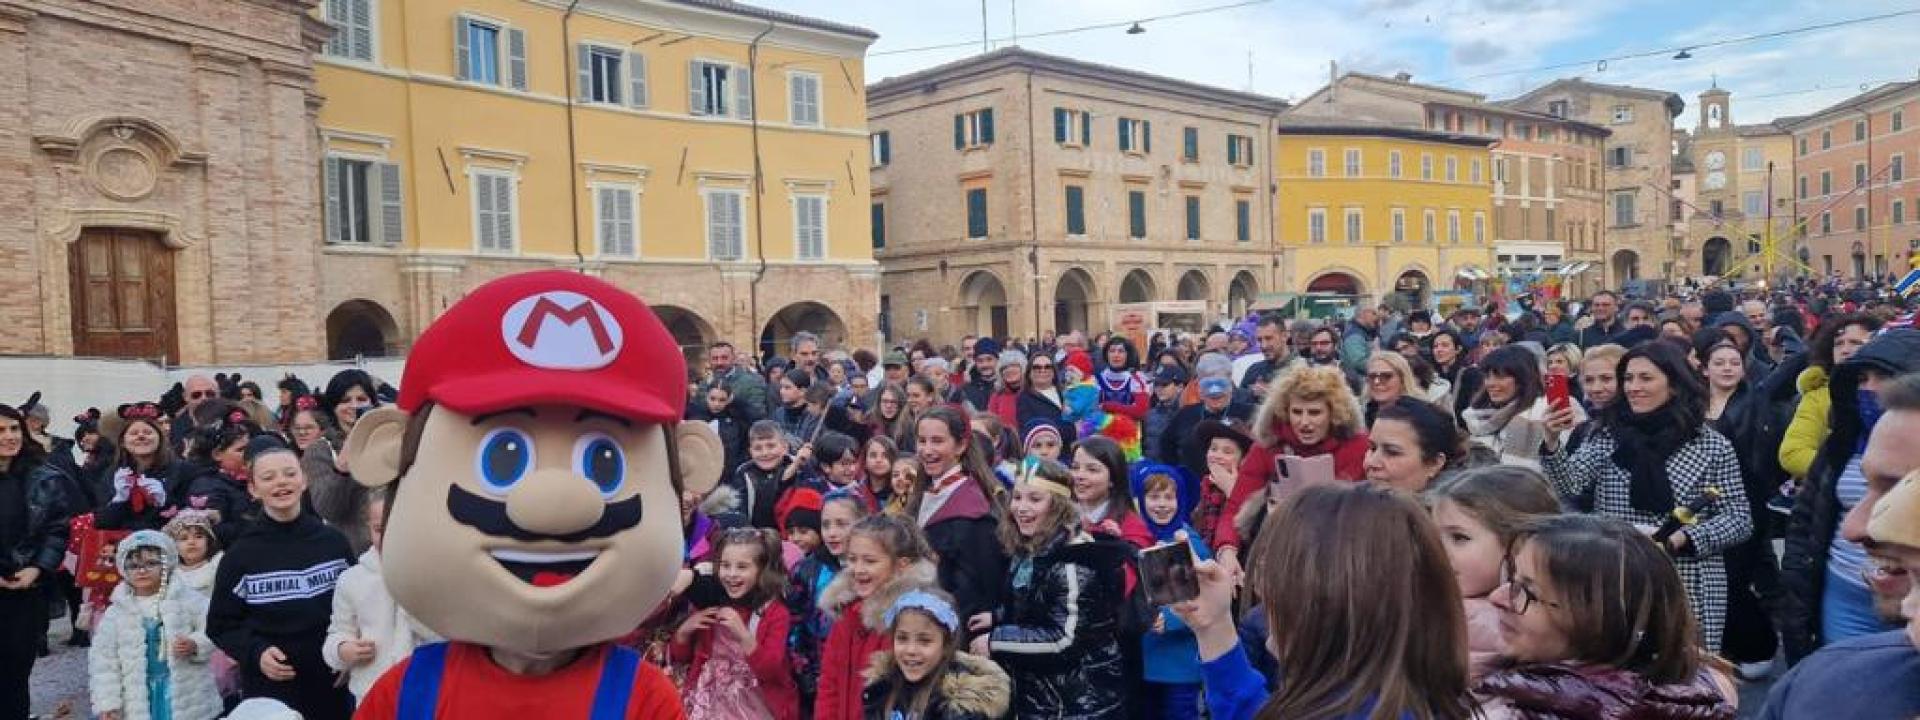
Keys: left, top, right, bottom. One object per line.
{"left": 506, "top": 28, "right": 527, "bottom": 90}
{"left": 1065, "top": 186, "right": 1085, "bottom": 235}
{"left": 458, "top": 18, "right": 500, "bottom": 85}
{"left": 1344, "top": 148, "right": 1361, "bottom": 177}
{"left": 323, "top": 0, "right": 376, "bottom": 61}
{"left": 954, "top": 114, "right": 965, "bottom": 150}
{"left": 1183, "top": 127, "right": 1198, "bottom": 162}
{"left": 1345, "top": 209, "right": 1362, "bottom": 244}
{"left": 378, "top": 162, "right": 403, "bottom": 245}
{"left": 794, "top": 195, "right": 826, "bottom": 260}
{"left": 978, "top": 109, "right": 993, "bottom": 143}
{"left": 1308, "top": 209, "right": 1326, "bottom": 244}
{"left": 1079, "top": 111, "right": 1090, "bottom": 146}
{"left": 627, "top": 52, "right": 648, "bottom": 107}
{"left": 326, "top": 156, "right": 377, "bottom": 244}
{"left": 966, "top": 188, "right": 988, "bottom": 239}
{"left": 1054, "top": 108, "right": 1067, "bottom": 143}
{"left": 1447, "top": 211, "right": 1460, "bottom": 244}
{"left": 1391, "top": 210, "right": 1405, "bottom": 244}
{"left": 595, "top": 186, "right": 636, "bottom": 258}
{"left": 1389, "top": 151, "right": 1402, "bottom": 178}
{"left": 707, "top": 191, "right": 744, "bottom": 260}
{"left": 474, "top": 174, "right": 496, "bottom": 250}
{"left": 733, "top": 64, "right": 753, "bottom": 119}
{"left": 323, "top": 158, "right": 343, "bottom": 244}
{"left": 690, "top": 61, "right": 747, "bottom": 118}
{"left": 1185, "top": 196, "right": 1201, "bottom": 240}
{"left": 1142, "top": 121, "right": 1151, "bottom": 153}
{"left": 1307, "top": 149, "right": 1325, "bottom": 177}
{"left": 1118, "top": 118, "right": 1132, "bottom": 152}
{"left": 581, "top": 45, "right": 622, "bottom": 104}
{"left": 788, "top": 73, "right": 821, "bottom": 127}
{"left": 871, "top": 203, "right": 886, "bottom": 249}
{"left": 1128, "top": 190, "right": 1146, "bottom": 239}
{"left": 957, "top": 110, "right": 994, "bottom": 149}
{"left": 871, "top": 132, "right": 891, "bottom": 166}
{"left": 1235, "top": 200, "right": 1250, "bottom": 243}
{"left": 1423, "top": 210, "right": 1436, "bottom": 243}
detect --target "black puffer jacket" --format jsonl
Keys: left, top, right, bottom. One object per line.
{"left": 2, "top": 458, "right": 70, "bottom": 577}
{"left": 1779, "top": 329, "right": 1920, "bottom": 663}
{"left": 987, "top": 529, "right": 1129, "bottom": 719}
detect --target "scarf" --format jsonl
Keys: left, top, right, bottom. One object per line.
{"left": 1611, "top": 401, "right": 1695, "bottom": 516}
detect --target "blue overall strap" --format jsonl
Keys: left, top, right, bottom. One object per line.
{"left": 588, "top": 645, "right": 643, "bottom": 720}
{"left": 396, "top": 642, "right": 452, "bottom": 720}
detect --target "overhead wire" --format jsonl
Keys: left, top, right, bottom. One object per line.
{"left": 868, "top": 0, "right": 1273, "bottom": 57}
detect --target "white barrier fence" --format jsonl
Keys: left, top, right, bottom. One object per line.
{"left": 0, "top": 355, "right": 408, "bottom": 438}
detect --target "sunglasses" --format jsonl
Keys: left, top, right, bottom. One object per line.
{"left": 1030, "top": 364, "right": 1055, "bottom": 371}
{"left": 187, "top": 391, "right": 216, "bottom": 400}
{"left": 1365, "top": 372, "right": 1397, "bottom": 384}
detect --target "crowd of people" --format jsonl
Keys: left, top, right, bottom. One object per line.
{"left": 6, "top": 277, "right": 1920, "bottom": 719}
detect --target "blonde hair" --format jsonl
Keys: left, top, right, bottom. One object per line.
{"left": 1581, "top": 343, "right": 1626, "bottom": 372}
{"left": 1546, "top": 343, "right": 1584, "bottom": 373}
{"left": 1365, "top": 351, "right": 1427, "bottom": 399}
{"left": 1252, "top": 365, "right": 1362, "bottom": 446}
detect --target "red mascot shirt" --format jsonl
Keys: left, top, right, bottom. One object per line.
{"left": 355, "top": 642, "right": 683, "bottom": 719}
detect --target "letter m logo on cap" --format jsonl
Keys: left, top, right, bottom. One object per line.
{"left": 501, "top": 291, "right": 625, "bottom": 370}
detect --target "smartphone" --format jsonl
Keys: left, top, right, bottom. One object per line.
{"left": 1545, "top": 371, "right": 1571, "bottom": 411}
{"left": 1139, "top": 542, "right": 1199, "bottom": 607}
{"left": 1277, "top": 454, "right": 1335, "bottom": 488}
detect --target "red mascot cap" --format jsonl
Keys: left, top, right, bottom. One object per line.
{"left": 397, "top": 270, "right": 686, "bottom": 423}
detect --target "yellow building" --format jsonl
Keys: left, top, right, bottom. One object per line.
{"left": 310, "top": 0, "right": 879, "bottom": 361}
{"left": 1273, "top": 117, "right": 1496, "bottom": 308}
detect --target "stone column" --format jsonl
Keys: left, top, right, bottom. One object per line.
{"left": 262, "top": 59, "right": 325, "bottom": 361}
{"left": 187, "top": 46, "right": 250, "bottom": 364}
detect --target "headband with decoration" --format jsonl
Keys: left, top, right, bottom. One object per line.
{"left": 293, "top": 395, "right": 320, "bottom": 412}
{"left": 1014, "top": 456, "right": 1073, "bottom": 499}
{"left": 119, "top": 402, "right": 163, "bottom": 422}
{"left": 884, "top": 589, "right": 961, "bottom": 634}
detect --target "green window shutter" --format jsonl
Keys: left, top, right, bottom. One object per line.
{"left": 954, "top": 114, "right": 965, "bottom": 149}
{"left": 1054, "top": 108, "right": 1067, "bottom": 143}
{"left": 879, "top": 133, "right": 891, "bottom": 164}
{"left": 1080, "top": 112, "right": 1091, "bottom": 146}
{"left": 980, "top": 110, "right": 994, "bottom": 144}
{"left": 967, "top": 188, "right": 988, "bottom": 238}
{"left": 1183, "top": 127, "right": 1197, "bottom": 161}
{"left": 871, "top": 203, "right": 885, "bottom": 249}
{"left": 1143, "top": 121, "right": 1152, "bottom": 153}
{"left": 1065, "top": 186, "right": 1085, "bottom": 235}
{"left": 1118, "top": 118, "right": 1131, "bottom": 151}
{"left": 1129, "top": 191, "right": 1146, "bottom": 238}
{"left": 1236, "top": 200, "right": 1251, "bottom": 242}
{"left": 1186, "top": 196, "right": 1200, "bottom": 240}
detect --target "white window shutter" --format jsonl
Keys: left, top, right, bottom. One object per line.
{"left": 493, "top": 176, "right": 514, "bottom": 251}
{"left": 596, "top": 187, "right": 616, "bottom": 254}
{"left": 507, "top": 28, "right": 528, "bottom": 91}
{"left": 350, "top": 0, "right": 373, "bottom": 60}
{"left": 324, "top": 0, "right": 349, "bottom": 56}
{"left": 788, "top": 75, "right": 802, "bottom": 123}
{"left": 474, "top": 175, "right": 495, "bottom": 250}
{"left": 323, "top": 158, "right": 342, "bottom": 244}
{"left": 734, "top": 65, "right": 753, "bottom": 119}
{"left": 627, "top": 52, "right": 647, "bottom": 108}
{"left": 689, "top": 62, "right": 708, "bottom": 116}
{"left": 576, "top": 45, "right": 593, "bottom": 101}
{"left": 378, "top": 162, "right": 403, "bottom": 245}
{"left": 453, "top": 17, "right": 470, "bottom": 81}
{"left": 616, "top": 190, "right": 635, "bottom": 256}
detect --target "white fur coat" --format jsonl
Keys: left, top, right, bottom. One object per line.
{"left": 88, "top": 582, "right": 222, "bottom": 720}
{"left": 173, "top": 554, "right": 220, "bottom": 596}
{"left": 322, "top": 548, "right": 439, "bottom": 699}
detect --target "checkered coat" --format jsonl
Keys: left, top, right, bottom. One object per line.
{"left": 1543, "top": 424, "right": 1753, "bottom": 651}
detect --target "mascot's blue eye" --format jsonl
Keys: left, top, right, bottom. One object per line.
{"left": 477, "top": 427, "right": 533, "bottom": 493}
{"left": 575, "top": 433, "right": 625, "bottom": 497}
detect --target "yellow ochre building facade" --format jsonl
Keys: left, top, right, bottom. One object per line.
{"left": 312, "top": 0, "right": 879, "bottom": 360}
{"left": 1273, "top": 118, "right": 1496, "bottom": 309}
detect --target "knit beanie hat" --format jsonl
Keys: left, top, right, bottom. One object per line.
{"left": 1022, "top": 418, "right": 1063, "bottom": 450}
{"left": 776, "top": 487, "right": 825, "bottom": 534}
{"left": 1063, "top": 349, "right": 1094, "bottom": 379}
{"left": 974, "top": 337, "right": 1002, "bottom": 360}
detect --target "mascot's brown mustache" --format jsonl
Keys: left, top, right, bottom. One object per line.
{"left": 446, "top": 484, "right": 643, "bottom": 544}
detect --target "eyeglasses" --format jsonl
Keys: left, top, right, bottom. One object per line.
{"left": 1030, "top": 364, "right": 1055, "bottom": 371}
{"left": 187, "top": 391, "right": 215, "bottom": 400}
{"left": 1499, "top": 558, "right": 1562, "bottom": 615}
{"left": 1365, "top": 372, "right": 1397, "bottom": 384}
{"left": 124, "top": 560, "right": 164, "bottom": 573}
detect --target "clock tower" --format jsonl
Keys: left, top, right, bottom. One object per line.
{"left": 1692, "top": 85, "right": 1739, "bottom": 277}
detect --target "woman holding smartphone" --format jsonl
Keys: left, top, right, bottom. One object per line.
{"left": 1211, "top": 365, "right": 1368, "bottom": 577}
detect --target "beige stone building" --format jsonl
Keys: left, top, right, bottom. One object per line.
{"left": 1675, "top": 87, "right": 1798, "bottom": 282}
{"left": 1505, "top": 79, "right": 1685, "bottom": 291}
{"left": 1287, "top": 72, "right": 1610, "bottom": 297}
{"left": 0, "top": 0, "right": 331, "bottom": 364}
{"left": 867, "top": 48, "right": 1285, "bottom": 341}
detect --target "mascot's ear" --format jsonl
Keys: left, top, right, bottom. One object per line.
{"left": 342, "top": 406, "right": 410, "bottom": 488}
{"left": 674, "top": 422, "right": 723, "bottom": 495}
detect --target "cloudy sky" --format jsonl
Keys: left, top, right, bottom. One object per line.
{"left": 754, "top": 0, "right": 1920, "bottom": 125}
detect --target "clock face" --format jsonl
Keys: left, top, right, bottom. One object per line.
{"left": 1705, "top": 171, "right": 1726, "bottom": 191}
{"left": 1704, "top": 151, "right": 1726, "bottom": 170}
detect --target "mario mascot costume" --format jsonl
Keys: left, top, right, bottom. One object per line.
{"left": 340, "top": 270, "right": 723, "bottom": 718}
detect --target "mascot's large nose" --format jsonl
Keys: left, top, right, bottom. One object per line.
{"left": 505, "top": 467, "right": 607, "bottom": 536}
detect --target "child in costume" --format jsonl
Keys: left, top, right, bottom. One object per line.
{"left": 1129, "top": 463, "right": 1213, "bottom": 720}
{"left": 88, "top": 530, "right": 221, "bottom": 720}
{"left": 671, "top": 529, "right": 798, "bottom": 720}
{"left": 785, "top": 488, "right": 870, "bottom": 715}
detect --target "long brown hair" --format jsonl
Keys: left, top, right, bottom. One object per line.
{"left": 876, "top": 588, "right": 963, "bottom": 717}
{"left": 1250, "top": 484, "right": 1472, "bottom": 720}
{"left": 1504, "top": 514, "right": 1701, "bottom": 685}
{"left": 1423, "top": 466, "right": 1561, "bottom": 546}
{"left": 111, "top": 416, "right": 176, "bottom": 474}
{"left": 711, "top": 528, "right": 787, "bottom": 609}
{"left": 908, "top": 406, "right": 1004, "bottom": 511}
{"left": 996, "top": 459, "right": 1081, "bottom": 555}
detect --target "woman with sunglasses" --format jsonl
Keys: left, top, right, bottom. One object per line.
{"left": 1476, "top": 514, "right": 1736, "bottom": 718}
{"left": 1016, "top": 354, "right": 1074, "bottom": 448}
